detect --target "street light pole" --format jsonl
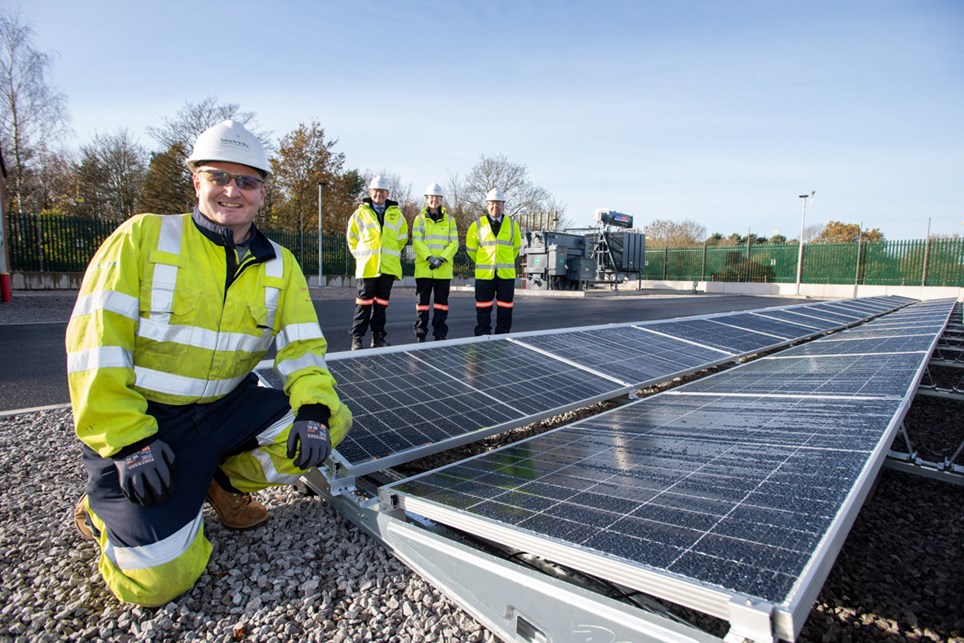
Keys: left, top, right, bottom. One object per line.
{"left": 794, "top": 191, "right": 814, "bottom": 296}
{"left": 317, "top": 182, "right": 326, "bottom": 287}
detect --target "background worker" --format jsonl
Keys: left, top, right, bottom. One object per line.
{"left": 465, "top": 187, "right": 522, "bottom": 335}
{"left": 66, "top": 120, "right": 352, "bottom": 607}
{"left": 411, "top": 182, "right": 459, "bottom": 342}
{"left": 346, "top": 176, "right": 409, "bottom": 349}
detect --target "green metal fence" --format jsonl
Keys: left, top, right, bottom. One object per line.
{"left": 5, "top": 212, "right": 963, "bottom": 287}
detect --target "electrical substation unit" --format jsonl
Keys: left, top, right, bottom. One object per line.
{"left": 522, "top": 209, "right": 645, "bottom": 290}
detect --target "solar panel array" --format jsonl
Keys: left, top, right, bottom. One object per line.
{"left": 383, "top": 298, "right": 954, "bottom": 641}
{"left": 254, "top": 296, "right": 911, "bottom": 479}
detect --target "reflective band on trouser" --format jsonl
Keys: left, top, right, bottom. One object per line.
{"left": 433, "top": 303, "right": 449, "bottom": 311}
{"left": 355, "top": 298, "right": 374, "bottom": 306}
{"left": 374, "top": 297, "right": 390, "bottom": 306}
{"left": 416, "top": 304, "right": 430, "bottom": 312}
{"left": 496, "top": 300, "right": 514, "bottom": 309}
{"left": 86, "top": 501, "right": 212, "bottom": 607}
{"left": 476, "top": 300, "right": 495, "bottom": 309}
{"left": 218, "top": 411, "right": 303, "bottom": 493}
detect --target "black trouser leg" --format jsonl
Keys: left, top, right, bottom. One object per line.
{"left": 350, "top": 278, "right": 377, "bottom": 338}
{"left": 414, "top": 277, "right": 432, "bottom": 339}
{"left": 474, "top": 278, "right": 496, "bottom": 336}
{"left": 370, "top": 273, "right": 395, "bottom": 338}
{"left": 432, "top": 279, "right": 451, "bottom": 339}
{"left": 494, "top": 276, "right": 515, "bottom": 334}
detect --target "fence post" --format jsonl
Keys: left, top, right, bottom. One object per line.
{"left": 745, "top": 234, "right": 751, "bottom": 282}
{"left": 853, "top": 225, "right": 863, "bottom": 298}
{"left": 921, "top": 217, "right": 931, "bottom": 286}
{"left": 317, "top": 183, "right": 325, "bottom": 287}
{"left": 663, "top": 247, "right": 668, "bottom": 280}
{"left": 701, "top": 241, "right": 707, "bottom": 282}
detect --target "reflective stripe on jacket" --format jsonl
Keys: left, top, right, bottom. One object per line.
{"left": 66, "top": 212, "right": 351, "bottom": 458}
{"left": 346, "top": 200, "right": 409, "bottom": 279}
{"left": 466, "top": 215, "right": 522, "bottom": 279}
{"left": 412, "top": 207, "right": 459, "bottom": 279}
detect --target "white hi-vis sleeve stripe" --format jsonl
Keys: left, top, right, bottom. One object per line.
{"left": 381, "top": 248, "right": 401, "bottom": 257}
{"left": 263, "top": 241, "right": 285, "bottom": 329}
{"left": 134, "top": 367, "right": 247, "bottom": 399}
{"left": 276, "top": 323, "right": 325, "bottom": 351}
{"left": 136, "top": 317, "right": 272, "bottom": 354}
{"left": 253, "top": 412, "right": 300, "bottom": 484}
{"left": 105, "top": 509, "right": 204, "bottom": 570}
{"left": 275, "top": 352, "right": 329, "bottom": 379}
{"left": 150, "top": 216, "right": 184, "bottom": 324}
{"left": 67, "top": 346, "right": 133, "bottom": 373}
{"left": 70, "top": 290, "right": 140, "bottom": 321}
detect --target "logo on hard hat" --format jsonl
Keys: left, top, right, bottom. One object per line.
{"left": 219, "top": 137, "right": 250, "bottom": 150}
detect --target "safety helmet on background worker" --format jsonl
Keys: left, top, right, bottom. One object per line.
{"left": 486, "top": 187, "right": 506, "bottom": 202}
{"left": 369, "top": 176, "right": 391, "bottom": 191}
{"left": 424, "top": 183, "right": 444, "bottom": 198}
{"left": 186, "top": 120, "right": 271, "bottom": 176}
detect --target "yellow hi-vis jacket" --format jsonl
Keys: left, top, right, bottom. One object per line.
{"left": 66, "top": 212, "right": 351, "bottom": 458}
{"left": 346, "top": 199, "right": 409, "bottom": 279}
{"left": 412, "top": 206, "right": 459, "bottom": 279}
{"left": 466, "top": 215, "right": 522, "bottom": 279}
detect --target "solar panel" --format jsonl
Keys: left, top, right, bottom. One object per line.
{"left": 511, "top": 326, "right": 733, "bottom": 385}
{"left": 382, "top": 298, "right": 956, "bottom": 642}
{"left": 325, "top": 351, "right": 522, "bottom": 468}
{"left": 629, "top": 318, "right": 788, "bottom": 354}
{"left": 752, "top": 308, "right": 838, "bottom": 331}
{"left": 411, "top": 340, "right": 626, "bottom": 415}
{"left": 708, "top": 312, "right": 825, "bottom": 339}
{"left": 318, "top": 339, "right": 629, "bottom": 477}
{"left": 792, "top": 303, "right": 864, "bottom": 324}
{"left": 683, "top": 351, "right": 925, "bottom": 397}
{"left": 383, "top": 393, "right": 904, "bottom": 640}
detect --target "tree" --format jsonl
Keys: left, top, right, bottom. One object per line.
{"left": 74, "top": 129, "right": 147, "bottom": 218}
{"left": 643, "top": 219, "right": 707, "bottom": 248}
{"left": 0, "top": 9, "right": 71, "bottom": 212}
{"left": 269, "top": 121, "right": 351, "bottom": 236}
{"left": 140, "top": 143, "right": 193, "bottom": 214}
{"left": 813, "top": 221, "right": 885, "bottom": 244}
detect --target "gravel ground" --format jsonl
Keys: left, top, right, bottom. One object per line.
{"left": 0, "top": 292, "right": 961, "bottom": 642}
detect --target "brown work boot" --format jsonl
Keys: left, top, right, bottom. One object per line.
{"left": 205, "top": 479, "right": 269, "bottom": 530}
{"left": 73, "top": 495, "right": 94, "bottom": 541}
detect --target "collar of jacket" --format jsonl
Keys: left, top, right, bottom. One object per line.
{"left": 362, "top": 197, "right": 399, "bottom": 209}
{"left": 425, "top": 206, "right": 446, "bottom": 222}
{"left": 191, "top": 207, "right": 276, "bottom": 261}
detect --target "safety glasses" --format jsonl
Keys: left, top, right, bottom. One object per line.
{"left": 197, "top": 169, "right": 265, "bottom": 191}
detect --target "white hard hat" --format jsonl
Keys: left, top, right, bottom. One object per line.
{"left": 186, "top": 120, "right": 270, "bottom": 175}
{"left": 424, "top": 182, "right": 444, "bottom": 198}
{"left": 369, "top": 176, "right": 391, "bottom": 191}
{"left": 486, "top": 187, "right": 506, "bottom": 202}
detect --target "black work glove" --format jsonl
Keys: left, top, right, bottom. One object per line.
{"left": 113, "top": 439, "right": 176, "bottom": 507}
{"left": 286, "top": 420, "right": 332, "bottom": 469}
{"left": 428, "top": 256, "right": 443, "bottom": 269}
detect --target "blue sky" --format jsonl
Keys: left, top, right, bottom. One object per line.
{"left": 7, "top": 0, "right": 963, "bottom": 239}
